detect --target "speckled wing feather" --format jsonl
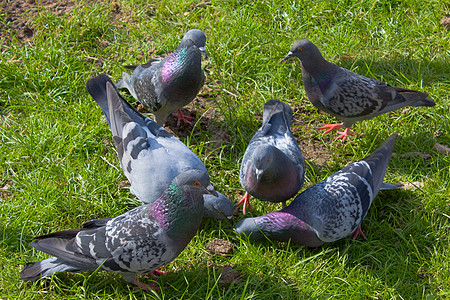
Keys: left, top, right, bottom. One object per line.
{"left": 115, "top": 29, "right": 207, "bottom": 124}
{"left": 318, "top": 68, "right": 434, "bottom": 127}
{"left": 236, "top": 134, "right": 397, "bottom": 246}
{"left": 31, "top": 205, "right": 167, "bottom": 275}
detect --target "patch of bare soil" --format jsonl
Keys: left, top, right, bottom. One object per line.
{"left": 206, "top": 238, "right": 234, "bottom": 256}
{"left": 290, "top": 106, "right": 334, "bottom": 167}
{"left": 441, "top": 15, "right": 450, "bottom": 30}
{"left": 0, "top": 180, "right": 13, "bottom": 200}
{"left": 219, "top": 265, "right": 242, "bottom": 286}
{"left": 0, "top": 0, "right": 75, "bottom": 44}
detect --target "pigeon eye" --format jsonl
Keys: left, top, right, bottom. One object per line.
{"left": 298, "top": 48, "right": 303, "bottom": 53}
{"left": 190, "top": 40, "right": 195, "bottom": 45}
{"left": 193, "top": 181, "right": 200, "bottom": 186}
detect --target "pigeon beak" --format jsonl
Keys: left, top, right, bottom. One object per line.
{"left": 282, "top": 51, "right": 293, "bottom": 63}
{"left": 199, "top": 46, "right": 207, "bottom": 58}
{"left": 226, "top": 215, "right": 233, "bottom": 224}
{"left": 206, "top": 184, "right": 218, "bottom": 197}
{"left": 255, "top": 169, "right": 264, "bottom": 182}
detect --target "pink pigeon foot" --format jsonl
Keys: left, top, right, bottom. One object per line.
{"left": 335, "top": 128, "right": 355, "bottom": 140}
{"left": 236, "top": 192, "right": 252, "bottom": 215}
{"left": 318, "top": 123, "right": 354, "bottom": 140}
{"left": 172, "top": 109, "right": 195, "bottom": 126}
{"left": 352, "top": 225, "right": 368, "bottom": 241}
{"left": 318, "top": 123, "right": 344, "bottom": 135}
{"left": 133, "top": 278, "right": 160, "bottom": 292}
{"left": 150, "top": 267, "right": 169, "bottom": 279}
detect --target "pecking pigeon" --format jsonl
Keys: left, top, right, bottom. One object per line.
{"left": 87, "top": 74, "right": 211, "bottom": 205}
{"left": 116, "top": 29, "right": 207, "bottom": 126}
{"left": 283, "top": 39, "right": 435, "bottom": 140}
{"left": 21, "top": 169, "right": 217, "bottom": 290}
{"left": 203, "top": 192, "right": 234, "bottom": 222}
{"left": 235, "top": 133, "right": 398, "bottom": 247}
{"left": 238, "top": 99, "right": 305, "bottom": 214}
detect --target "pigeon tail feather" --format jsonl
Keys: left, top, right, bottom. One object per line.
{"left": 262, "top": 99, "right": 293, "bottom": 132}
{"left": 20, "top": 257, "right": 82, "bottom": 282}
{"left": 362, "top": 133, "right": 397, "bottom": 194}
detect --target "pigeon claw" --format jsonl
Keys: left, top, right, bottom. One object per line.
{"left": 318, "top": 123, "right": 344, "bottom": 135}
{"left": 133, "top": 278, "right": 160, "bottom": 292}
{"left": 352, "top": 225, "right": 368, "bottom": 241}
{"left": 172, "top": 109, "right": 195, "bottom": 126}
{"left": 236, "top": 192, "right": 251, "bottom": 215}
{"left": 335, "top": 128, "right": 355, "bottom": 140}
{"left": 150, "top": 267, "right": 168, "bottom": 279}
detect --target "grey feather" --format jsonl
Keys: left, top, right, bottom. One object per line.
{"left": 86, "top": 74, "right": 212, "bottom": 206}
{"left": 116, "top": 29, "right": 207, "bottom": 124}
{"left": 239, "top": 100, "right": 305, "bottom": 206}
{"left": 203, "top": 192, "right": 234, "bottom": 221}
{"left": 21, "top": 170, "right": 216, "bottom": 284}
{"left": 283, "top": 39, "right": 435, "bottom": 136}
{"left": 236, "top": 133, "right": 397, "bottom": 247}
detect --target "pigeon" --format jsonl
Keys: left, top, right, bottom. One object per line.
{"left": 86, "top": 74, "right": 212, "bottom": 207}
{"left": 203, "top": 192, "right": 234, "bottom": 222}
{"left": 235, "top": 133, "right": 398, "bottom": 247}
{"left": 116, "top": 29, "right": 207, "bottom": 126}
{"left": 21, "top": 169, "right": 217, "bottom": 290}
{"left": 238, "top": 99, "right": 305, "bottom": 214}
{"left": 283, "top": 39, "right": 435, "bottom": 140}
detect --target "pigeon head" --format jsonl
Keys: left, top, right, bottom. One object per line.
{"left": 203, "top": 192, "right": 234, "bottom": 222}
{"left": 181, "top": 29, "right": 207, "bottom": 58}
{"left": 173, "top": 169, "right": 217, "bottom": 198}
{"left": 283, "top": 39, "right": 321, "bottom": 61}
{"left": 251, "top": 145, "right": 287, "bottom": 183}
{"left": 235, "top": 217, "right": 267, "bottom": 240}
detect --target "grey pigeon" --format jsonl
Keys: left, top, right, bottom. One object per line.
{"left": 283, "top": 39, "right": 435, "bottom": 140}
{"left": 86, "top": 74, "right": 211, "bottom": 206}
{"left": 116, "top": 29, "right": 207, "bottom": 126}
{"left": 235, "top": 133, "right": 398, "bottom": 247}
{"left": 203, "top": 192, "right": 234, "bottom": 222}
{"left": 21, "top": 169, "right": 217, "bottom": 290}
{"left": 238, "top": 99, "right": 305, "bottom": 214}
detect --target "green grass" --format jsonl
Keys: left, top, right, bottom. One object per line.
{"left": 1, "top": 0, "right": 449, "bottom": 298}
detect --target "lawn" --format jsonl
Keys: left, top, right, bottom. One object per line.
{"left": 1, "top": 0, "right": 449, "bottom": 299}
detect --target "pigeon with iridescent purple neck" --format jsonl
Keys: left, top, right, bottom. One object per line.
{"left": 21, "top": 169, "right": 217, "bottom": 291}
{"left": 235, "top": 133, "right": 398, "bottom": 247}
{"left": 238, "top": 99, "right": 305, "bottom": 214}
{"left": 283, "top": 39, "right": 435, "bottom": 140}
{"left": 116, "top": 29, "right": 207, "bottom": 126}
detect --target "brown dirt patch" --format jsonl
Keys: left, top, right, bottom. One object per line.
{"left": 0, "top": 0, "right": 75, "bottom": 44}
{"left": 219, "top": 265, "right": 242, "bottom": 286}
{"left": 206, "top": 238, "right": 235, "bottom": 256}
{"left": 441, "top": 15, "right": 450, "bottom": 30}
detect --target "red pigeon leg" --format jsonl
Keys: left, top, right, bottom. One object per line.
{"left": 172, "top": 109, "right": 195, "bottom": 126}
{"left": 133, "top": 278, "right": 160, "bottom": 292}
{"left": 236, "top": 192, "right": 252, "bottom": 215}
{"left": 335, "top": 128, "right": 355, "bottom": 140}
{"left": 352, "top": 225, "right": 368, "bottom": 241}
{"left": 317, "top": 123, "right": 344, "bottom": 135}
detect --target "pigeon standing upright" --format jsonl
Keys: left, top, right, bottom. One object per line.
{"left": 21, "top": 169, "right": 217, "bottom": 290}
{"left": 116, "top": 29, "right": 207, "bottom": 126}
{"left": 238, "top": 99, "right": 305, "bottom": 214}
{"left": 235, "top": 133, "right": 398, "bottom": 247}
{"left": 283, "top": 39, "right": 435, "bottom": 140}
{"left": 86, "top": 74, "right": 212, "bottom": 206}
